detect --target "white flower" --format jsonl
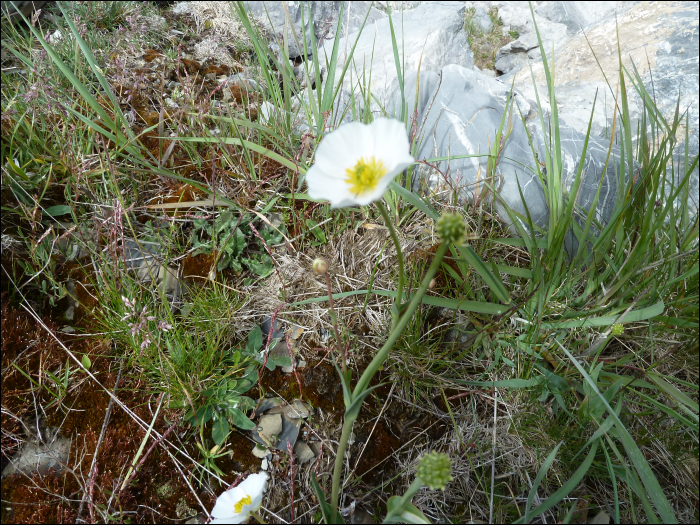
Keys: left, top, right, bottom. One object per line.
{"left": 210, "top": 472, "right": 268, "bottom": 524}
{"left": 306, "top": 118, "right": 414, "bottom": 208}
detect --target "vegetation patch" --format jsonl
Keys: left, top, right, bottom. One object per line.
{"left": 1, "top": 1, "right": 697, "bottom": 524}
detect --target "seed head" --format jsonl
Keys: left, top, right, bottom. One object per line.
{"left": 416, "top": 451, "right": 453, "bottom": 490}
{"left": 611, "top": 323, "right": 624, "bottom": 336}
{"left": 436, "top": 214, "right": 467, "bottom": 245}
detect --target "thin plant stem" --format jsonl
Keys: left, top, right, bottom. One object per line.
{"left": 354, "top": 242, "right": 448, "bottom": 395}
{"left": 384, "top": 478, "right": 423, "bottom": 522}
{"left": 329, "top": 242, "right": 449, "bottom": 522}
{"left": 324, "top": 272, "right": 346, "bottom": 375}
{"left": 377, "top": 200, "right": 405, "bottom": 329}
{"left": 330, "top": 412, "right": 358, "bottom": 523}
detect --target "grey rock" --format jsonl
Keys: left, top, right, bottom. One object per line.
{"left": 393, "top": 65, "right": 628, "bottom": 255}
{"left": 395, "top": 66, "right": 547, "bottom": 231}
{"left": 320, "top": 1, "right": 473, "bottom": 116}
{"left": 65, "top": 305, "right": 75, "bottom": 321}
{"left": 292, "top": 440, "right": 317, "bottom": 464}
{"left": 1, "top": 438, "right": 71, "bottom": 477}
{"left": 227, "top": 73, "right": 260, "bottom": 92}
{"left": 495, "top": 43, "right": 527, "bottom": 75}
{"left": 535, "top": 1, "right": 626, "bottom": 36}
{"left": 510, "top": 1, "right": 699, "bottom": 211}
{"left": 252, "top": 444, "right": 271, "bottom": 458}
{"left": 136, "top": 259, "right": 181, "bottom": 297}
{"left": 1, "top": 0, "right": 50, "bottom": 24}
{"left": 494, "top": 17, "right": 568, "bottom": 75}
{"left": 2, "top": 417, "right": 70, "bottom": 478}
{"left": 243, "top": 1, "right": 385, "bottom": 41}
{"left": 256, "top": 413, "right": 283, "bottom": 443}
{"left": 471, "top": 5, "right": 494, "bottom": 33}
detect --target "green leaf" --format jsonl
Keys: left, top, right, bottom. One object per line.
{"left": 289, "top": 288, "right": 506, "bottom": 315}
{"left": 310, "top": 471, "right": 341, "bottom": 524}
{"left": 306, "top": 219, "right": 327, "bottom": 243}
{"left": 176, "top": 136, "right": 305, "bottom": 174}
{"left": 247, "top": 326, "right": 263, "bottom": 354}
{"left": 542, "top": 301, "right": 665, "bottom": 329}
{"left": 236, "top": 396, "right": 256, "bottom": 412}
{"left": 242, "top": 256, "right": 273, "bottom": 277}
{"left": 579, "top": 378, "right": 625, "bottom": 424}
{"left": 264, "top": 355, "right": 292, "bottom": 371}
{"left": 345, "top": 383, "right": 387, "bottom": 421}
{"left": 385, "top": 497, "right": 431, "bottom": 524}
{"left": 228, "top": 407, "right": 256, "bottom": 431}
{"left": 43, "top": 205, "right": 72, "bottom": 217}
{"left": 647, "top": 371, "right": 699, "bottom": 413}
{"left": 212, "top": 416, "right": 230, "bottom": 446}
{"left": 192, "top": 405, "right": 213, "bottom": 426}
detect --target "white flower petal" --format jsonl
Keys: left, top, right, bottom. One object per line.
{"left": 306, "top": 118, "right": 415, "bottom": 208}
{"left": 369, "top": 118, "right": 415, "bottom": 167}
{"left": 307, "top": 165, "right": 358, "bottom": 206}
{"left": 210, "top": 472, "right": 268, "bottom": 524}
{"left": 313, "top": 121, "right": 375, "bottom": 176}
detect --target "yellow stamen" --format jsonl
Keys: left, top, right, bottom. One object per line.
{"left": 234, "top": 495, "right": 252, "bottom": 514}
{"left": 345, "top": 157, "right": 387, "bottom": 196}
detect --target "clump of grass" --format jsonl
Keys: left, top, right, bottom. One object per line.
{"left": 464, "top": 6, "right": 516, "bottom": 71}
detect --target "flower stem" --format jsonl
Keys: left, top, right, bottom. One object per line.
{"left": 354, "top": 242, "right": 447, "bottom": 396}
{"left": 328, "top": 242, "right": 448, "bottom": 522}
{"left": 329, "top": 412, "right": 357, "bottom": 523}
{"left": 377, "top": 200, "right": 405, "bottom": 330}
{"left": 384, "top": 478, "right": 424, "bottom": 523}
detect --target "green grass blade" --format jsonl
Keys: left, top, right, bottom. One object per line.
{"left": 555, "top": 340, "right": 678, "bottom": 523}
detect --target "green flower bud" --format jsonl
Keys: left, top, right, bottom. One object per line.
{"left": 416, "top": 451, "right": 453, "bottom": 490}
{"left": 436, "top": 214, "right": 467, "bottom": 245}
{"left": 313, "top": 258, "right": 328, "bottom": 275}
{"left": 611, "top": 323, "right": 624, "bottom": 336}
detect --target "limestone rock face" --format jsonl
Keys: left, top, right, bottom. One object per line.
{"left": 319, "top": 1, "right": 474, "bottom": 113}
{"left": 396, "top": 67, "right": 547, "bottom": 229}
{"left": 237, "top": 1, "right": 698, "bottom": 224}
{"left": 394, "top": 65, "right": 624, "bottom": 254}
{"left": 242, "top": 1, "right": 385, "bottom": 46}
{"left": 508, "top": 1, "right": 699, "bottom": 203}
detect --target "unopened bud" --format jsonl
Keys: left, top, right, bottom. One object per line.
{"left": 611, "top": 323, "right": 624, "bottom": 336}
{"left": 428, "top": 278, "right": 436, "bottom": 289}
{"left": 313, "top": 258, "right": 328, "bottom": 275}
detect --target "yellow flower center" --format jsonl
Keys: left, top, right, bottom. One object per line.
{"left": 345, "top": 157, "right": 387, "bottom": 196}
{"left": 234, "top": 494, "right": 252, "bottom": 514}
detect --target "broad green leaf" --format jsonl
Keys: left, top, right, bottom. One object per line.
{"left": 264, "top": 355, "right": 292, "bottom": 371}
{"left": 228, "top": 407, "right": 256, "bottom": 431}
{"left": 247, "top": 326, "right": 263, "bottom": 354}
{"left": 212, "top": 416, "right": 230, "bottom": 446}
